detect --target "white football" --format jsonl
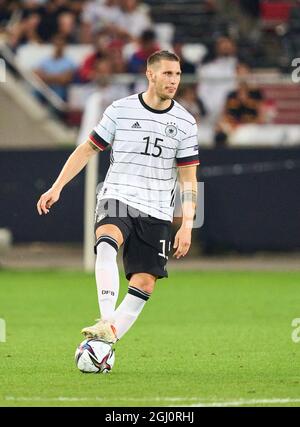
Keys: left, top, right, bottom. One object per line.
{"left": 75, "top": 339, "right": 115, "bottom": 373}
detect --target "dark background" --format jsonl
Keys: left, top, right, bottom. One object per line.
{"left": 0, "top": 148, "right": 299, "bottom": 253}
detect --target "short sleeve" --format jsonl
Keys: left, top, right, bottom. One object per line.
{"left": 88, "top": 104, "right": 117, "bottom": 151}
{"left": 176, "top": 121, "right": 200, "bottom": 167}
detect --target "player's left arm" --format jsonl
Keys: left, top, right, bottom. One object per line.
{"left": 173, "top": 165, "right": 198, "bottom": 259}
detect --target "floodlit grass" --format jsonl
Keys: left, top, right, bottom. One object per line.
{"left": 0, "top": 269, "right": 300, "bottom": 407}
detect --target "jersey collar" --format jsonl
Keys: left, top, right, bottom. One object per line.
{"left": 138, "top": 93, "right": 174, "bottom": 114}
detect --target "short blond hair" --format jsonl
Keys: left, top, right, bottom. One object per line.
{"left": 147, "top": 50, "right": 180, "bottom": 67}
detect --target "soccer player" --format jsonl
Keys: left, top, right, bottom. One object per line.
{"left": 37, "top": 50, "right": 200, "bottom": 344}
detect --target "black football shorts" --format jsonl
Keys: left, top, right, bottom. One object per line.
{"left": 95, "top": 199, "right": 172, "bottom": 280}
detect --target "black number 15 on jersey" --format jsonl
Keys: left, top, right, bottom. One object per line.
{"left": 141, "top": 136, "right": 163, "bottom": 158}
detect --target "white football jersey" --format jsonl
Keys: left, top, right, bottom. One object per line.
{"left": 89, "top": 93, "right": 200, "bottom": 221}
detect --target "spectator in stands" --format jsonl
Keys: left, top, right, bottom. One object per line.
{"left": 37, "top": 0, "right": 72, "bottom": 42}
{"left": 9, "top": 9, "right": 42, "bottom": 48}
{"left": 80, "top": 0, "right": 123, "bottom": 43}
{"left": 281, "top": 0, "right": 300, "bottom": 64}
{"left": 56, "top": 11, "right": 78, "bottom": 43}
{"left": 214, "top": 62, "right": 265, "bottom": 146}
{"left": 79, "top": 35, "right": 125, "bottom": 79}
{"left": 69, "top": 0, "right": 87, "bottom": 16}
{"left": 176, "top": 84, "right": 206, "bottom": 125}
{"left": 108, "top": 38, "right": 127, "bottom": 73}
{"left": 68, "top": 54, "right": 120, "bottom": 128}
{"left": 118, "top": 0, "right": 152, "bottom": 39}
{"left": 239, "top": 0, "right": 260, "bottom": 19}
{"left": 203, "top": 0, "right": 218, "bottom": 15}
{"left": 3, "top": 1, "right": 67, "bottom": 44}
{"left": 173, "top": 40, "right": 196, "bottom": 74}
{"left": 238, "top": 0, "right": 261, "bottom": 41}
{"left": 127, "top": 29, "right": 160, "bottom": 74}
{"left": 78, "top": 31, "right": 111, "bottom": 82}
{"left": 197, "top": 36, "right": 238, "bottom": 123}
{"left": 91, "top": 55, "right": 115, "bottom": 86}
{"left": 34, "top": 35, "right": 76, "bottom": 101}
{"left": 77, "top": 53, "right": 129, "bottom": 144}
{"left": 68, "top": 0, "right": 88, "bottom": 31}
{"left": 0, "top": 0, "right": 17, "bottom": 33}
{"left": 19, "top": 0, "right": 44, "bottom": 16}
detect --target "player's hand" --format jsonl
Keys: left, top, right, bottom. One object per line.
{"left": 173, "top": 226, "right": 192, "bottom": 259}
{"left": 37, "top": 187, "right": 61, "bottom": 215}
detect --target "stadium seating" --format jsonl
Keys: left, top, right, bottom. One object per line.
{"left": 260, "top": 0, "right": 294, "bottom": 27}
{"left": 261, "top": 83, "right": 300, "bottom": 124}
{"left": 15, "top": 44, "right": 93, "bottom": 71}
{"left": 144, "top": 0, "right": 227, "bottom": 43}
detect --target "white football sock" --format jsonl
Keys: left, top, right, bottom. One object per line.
{"left": 95, "top": 236, "right": 119, "bottom": 323}
{"left": 113, "top": 286, "right": 150, "bottom": 339}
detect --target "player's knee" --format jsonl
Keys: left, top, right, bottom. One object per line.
{"left": 130, "top": 273, "right": 156, "bottom": 294}
{"left": 95, "top": 224, "right": 124, "bottom": 247}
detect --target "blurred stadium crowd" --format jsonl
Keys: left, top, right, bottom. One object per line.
{"left": 1, "top": 0, "right": 300, "bottom": 146}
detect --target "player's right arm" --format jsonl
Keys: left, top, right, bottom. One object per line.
{"left": 37, "top": 140, "right": 97, "bottom": 215}
{"left": 37, "top": 103, "right": 117, "bottom": 215}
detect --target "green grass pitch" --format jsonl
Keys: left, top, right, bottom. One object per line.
{"left": 0, "top": 269, "right": 300, "bottom": 407}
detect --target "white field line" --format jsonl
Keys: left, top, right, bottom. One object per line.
{"left": 182, "top": 398, "right": 300, "bottom": 407}
{"left": 3, "top": 396, "right": 300, "bottom": 406}
{"left": 5, "top": 397, "right": 201, "bottom": 403}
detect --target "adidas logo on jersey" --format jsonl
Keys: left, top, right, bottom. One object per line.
{"left": 132, "top": 122, "right": 141, "bottom": 129}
